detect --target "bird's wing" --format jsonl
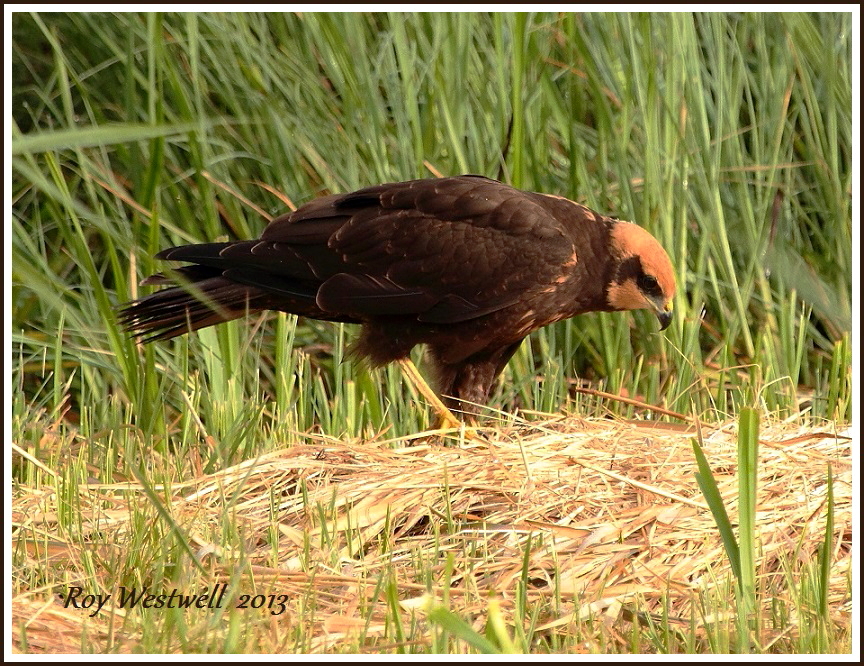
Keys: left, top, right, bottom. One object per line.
{"left": 259, "top": 176, "right": 579, "bottom": 323}
{"left": 153, "top": 177, "right": 584, "bottom": 324}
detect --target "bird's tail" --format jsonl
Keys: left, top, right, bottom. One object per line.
{"left": 117, "top": 266, "right": 267, "bottom": 341}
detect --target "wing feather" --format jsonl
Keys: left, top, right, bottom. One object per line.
{"left": 316, "top": 273, "right": 438, "bottom": 315}
{"left": 144, "top": 176, "right": 585, "bottom": 324}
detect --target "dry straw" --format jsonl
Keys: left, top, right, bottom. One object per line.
{"left": 12, "top": 416, "right": 852, "bottom": 652}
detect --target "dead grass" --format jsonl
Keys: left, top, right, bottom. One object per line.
{"left": 11, "top": 415, "right": 852, "bottom": 653}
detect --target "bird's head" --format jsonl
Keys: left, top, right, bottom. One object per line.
{"left": 605, "top": 222, "right": 677, "bottom": 330}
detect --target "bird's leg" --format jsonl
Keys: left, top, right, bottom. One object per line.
{"left": 428, "top": 340, "right": 526, "bottom": 423}
{"left": 398, "top": 358, "right": 463, "bottom": 430}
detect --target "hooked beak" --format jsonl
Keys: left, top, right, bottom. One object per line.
{"left": 655, "top": 301, "right": 673, "bottom": 331}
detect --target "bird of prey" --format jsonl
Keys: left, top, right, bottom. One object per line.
{"left": 119, "top": 175, "right": 676, "bottom": 421}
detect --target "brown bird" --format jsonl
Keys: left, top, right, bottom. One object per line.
{"left": 119, "top": 175, "right": 676, "bottom": 421}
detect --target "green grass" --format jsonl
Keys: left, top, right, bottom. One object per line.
{"left": 10, "top": 11, "right": 852, "bottom": 654}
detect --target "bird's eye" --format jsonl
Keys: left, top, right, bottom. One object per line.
{"left": 637, "top": 274, "right": 661, "bottom": 295}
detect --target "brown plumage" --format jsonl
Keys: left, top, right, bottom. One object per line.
{"left": 119, "top": 175, "right": 676, "bottom": 417}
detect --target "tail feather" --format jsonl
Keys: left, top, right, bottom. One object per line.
{"left": 118, "top": 274, "right": 265, "bottom": 341}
